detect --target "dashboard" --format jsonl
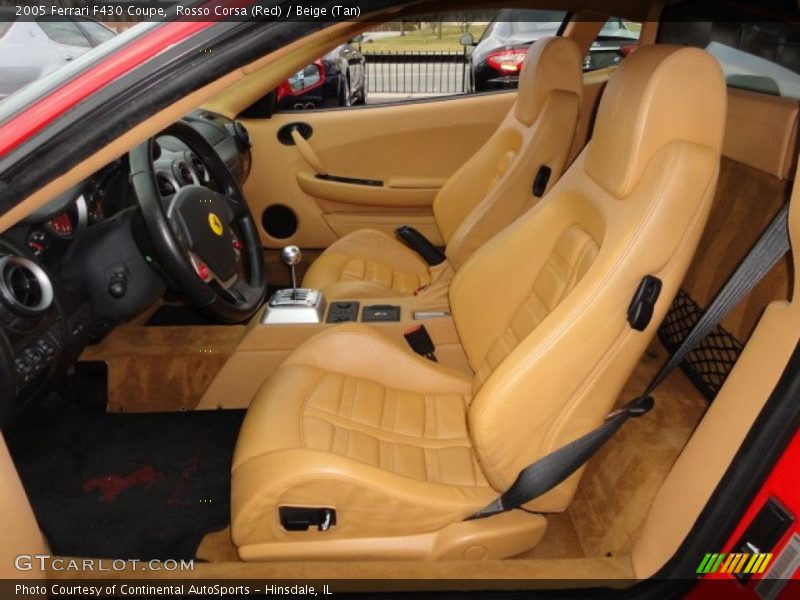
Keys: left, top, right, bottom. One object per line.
{"left": 0, "top": 110, "right": 252, "bottom": 425}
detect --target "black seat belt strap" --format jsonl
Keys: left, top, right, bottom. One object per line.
{"left": 467, "top": 204, "right": 791, "bottom": 521}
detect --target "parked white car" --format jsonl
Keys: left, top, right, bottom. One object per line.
{"left": 0, "top": 10, "right": 116, "bottom": 101}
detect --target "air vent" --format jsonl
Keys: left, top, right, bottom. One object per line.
{"left": 176, "top": 162, "right": 194, "bottom": 186}
{"left": 189, "top": 155, "right": 209, "bottom": 182}
{"left": 0, "top": 256, "right": 54, "bottom": 317}
{"left": 156, "top": 173, "right": 176, "bottom": 196}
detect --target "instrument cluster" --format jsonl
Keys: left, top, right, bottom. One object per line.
{"left": 23, "top": 159, "right": 131, "bottom": 265}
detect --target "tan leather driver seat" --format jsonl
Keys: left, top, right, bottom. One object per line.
{"left": 232, "top": 45, "right": 726, "bottom": 561}
{"left": 302, "top": 37, "right": 583, "bottom": 300}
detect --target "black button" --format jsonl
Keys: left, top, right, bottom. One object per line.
{"left": 15, "top": 358, "right": 32, "bottom": 376}
{"left": 36, "top": 340, "right": 54, "bottom": 357}
{"left": 23, "top": 348, "right": 42, "bottom": 364}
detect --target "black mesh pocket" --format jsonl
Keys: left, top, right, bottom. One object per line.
{"left": 658, "top": 289, "right": 744, "bottom": 400}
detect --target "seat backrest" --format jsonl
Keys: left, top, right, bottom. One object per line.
{"left": 434, "top": 37, "right": 583, "bottom": 269}
{"left": 450, "top": 45, "right": 727, "bottom": 511}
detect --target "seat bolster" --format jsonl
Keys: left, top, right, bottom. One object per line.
{"left": 303, "top": 229, "right": 430, "bottom": 297}
{"left": 231, "top": 448, "right": 495, "bottom": 548}
{"left": 233, "top": 363, "right": 325, "bottom": 469}
{"left": 283, "top": 323, "right": 473, "bottom": 394}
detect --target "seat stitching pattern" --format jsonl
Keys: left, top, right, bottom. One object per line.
{"left": 338, "top": 257, "right": 429, "bottom": 294}
{"left": 297, "top": 369, "right": 328, "bottom": 452}
{"left": 304, "top": 407, "right": 473, "bottom": 447}
{"left": 475, "top": 227, "right": 600, "bottom": 387}
{"left": 301, "top": 371, "right": 483, "bottom": 485}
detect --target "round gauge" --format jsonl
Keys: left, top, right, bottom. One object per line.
{"left": 47, "top": 211, "right": 75, "bottom": 237}
{"left": 45, "top": 195, "right": 87, "bottom": 238}
{"left": 27, "top": 230, "right": 48, "bottom": 257}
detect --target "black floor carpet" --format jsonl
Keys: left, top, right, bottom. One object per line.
{"left": 4, "top": 396, "right": 245, "bottom": 559}
{"left": 144, "top": 305, "right": 222, "bottom": 327}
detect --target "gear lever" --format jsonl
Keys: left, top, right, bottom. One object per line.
{"left": 281, "top": 245, "right": 302, "bottom": 299}
{"left": 263, "top": 246, "right": 325, "bottom": 324}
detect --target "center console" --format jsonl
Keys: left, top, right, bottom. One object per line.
{"left": 196, "top": 246, "right": 465, "bottom": 410}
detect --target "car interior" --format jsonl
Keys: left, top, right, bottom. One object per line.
{"left": 1, "top": 0, "right": 798, "bottom": 589}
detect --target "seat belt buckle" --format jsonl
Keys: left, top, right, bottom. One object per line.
{"left": 532, "top": 165, "right": 552, "bottom": 197}
{"left": 395, "top": 225, "right": 447, "bottom": 266}
{"left": 404, "top": 324, "right": 437, "bottom": 362}
{"left": 627, "top": 275, "right": 663, "bottom": 331}
{"left": 279, "top": 506, "right": 336, "bottom": 532}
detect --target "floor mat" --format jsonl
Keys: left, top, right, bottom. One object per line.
{"left": 4, "top": 396, "right": 244, "bottom": 559}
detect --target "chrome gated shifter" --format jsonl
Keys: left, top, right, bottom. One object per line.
{"left": 261, "top": 245, "right": 326, "bottom": 324}
{"left": 282, "top": 245, "right": 302, "bottom": 299}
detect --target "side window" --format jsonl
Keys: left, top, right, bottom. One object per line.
{"left": 271, "top": 9, "right": 568, "bottom": 112}
{"left": 660, "top": 18, "right": 800, "bottom": 99}
{"left": 583, "top": 18, "right": 641, "bottom": 72}
{"left": 36, "top": 18, "right": 91, "bottom": 48}
{"left": 75, "top": 19, "right": 116, "bottom": 47}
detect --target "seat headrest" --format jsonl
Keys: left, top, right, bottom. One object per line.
{"left": 585, "top": 45, "right": 727, "bottom": 198}
{"left": 514, "top": 37, "right": 583, "bottom": 127}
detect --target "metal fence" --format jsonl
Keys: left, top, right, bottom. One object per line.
{"left": 363, "top": 50, "right": 470, "bottom": 96}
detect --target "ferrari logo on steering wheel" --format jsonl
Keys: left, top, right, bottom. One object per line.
{"left": 208, "top": 212, "right": 224, "bottom": 236}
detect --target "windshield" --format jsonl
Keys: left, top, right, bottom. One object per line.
{"left": 0, "top": 14, "right": 138, "bottom": 108}
{"left": 0, "top": 18, "right": 153, "bottom": 121}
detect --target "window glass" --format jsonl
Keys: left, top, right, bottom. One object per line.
{"left": 583, "top": 18, "right": 641, "bottom": 72}
{"left": 660, "top": 19, "right": 800, "bottom": 99}
{"left": 271, "top": 9, "right": 573, "bottom": 112}
{"left": 36, "top": 19, "right": 91, "bottom": 48}
{"left": 76, "top": 19, "right": 116, "bottom": 46}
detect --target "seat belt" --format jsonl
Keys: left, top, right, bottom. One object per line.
{"left": 467, "top": 204, "right": 791, "bottom": 521}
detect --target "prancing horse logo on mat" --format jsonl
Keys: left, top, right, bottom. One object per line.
{"left": 82, "top": 464, "right": 165, "bottom": 502}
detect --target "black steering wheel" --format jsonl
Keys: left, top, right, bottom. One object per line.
{"left": 129, "top": 121, "right": 266, "bottom": 323}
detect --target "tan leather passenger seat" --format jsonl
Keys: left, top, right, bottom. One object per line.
{"left": 302, "top": 37, "right": 584, "bottom": 299}
{"left": 231, "top": 45, "right": 726, "bottom": 561}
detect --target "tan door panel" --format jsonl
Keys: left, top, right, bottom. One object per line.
{"left": 241, "top": 92, "right": 515, "bottom": 249}
{"left": 324, "top": 211, "right": 445, "bottom": 245}
{"left": 296, "top": 170, "right": 438, "bottom": 207}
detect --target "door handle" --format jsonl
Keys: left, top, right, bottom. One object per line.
{"left": 290, "top": 127, "right": 328, "bottom": 176}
